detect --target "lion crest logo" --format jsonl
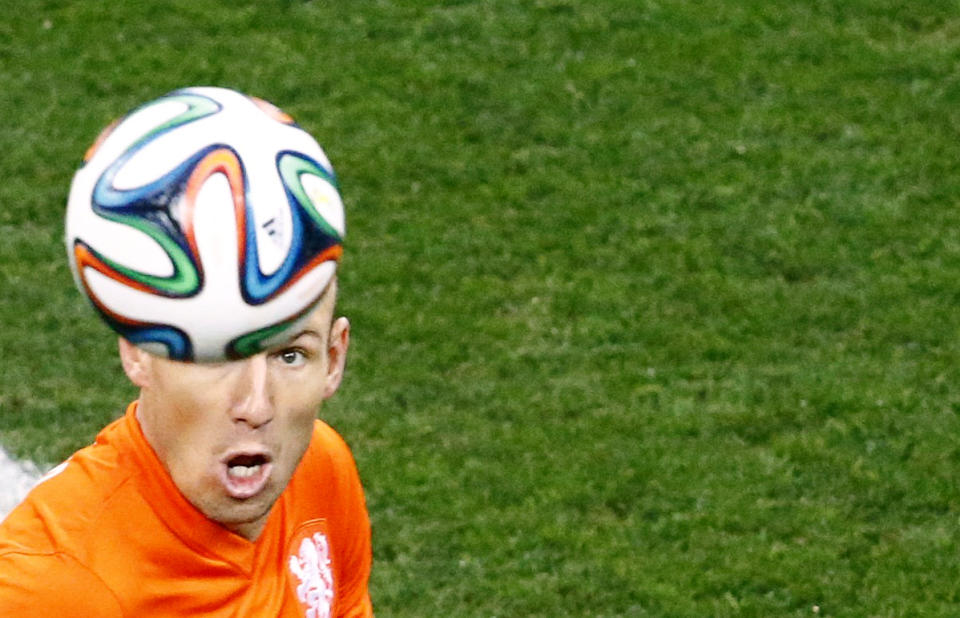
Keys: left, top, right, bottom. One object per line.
{"left": 288, "top": 530, "right": 335, "bottom": 618}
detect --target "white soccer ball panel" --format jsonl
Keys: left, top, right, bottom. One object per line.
{"left": 90, "top": 99, "right": 192, "bottom": 178}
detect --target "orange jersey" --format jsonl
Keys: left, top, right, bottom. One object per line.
{"left": 0, "top": 402, "right": 372, "bottom": 617}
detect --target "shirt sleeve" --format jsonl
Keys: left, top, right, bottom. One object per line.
{"left": 0, "top": 551, "right": 124, "bottom": 616}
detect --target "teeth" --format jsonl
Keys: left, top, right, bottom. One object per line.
{"left": 228, "top": 464, "right": 262, "bottom": 479}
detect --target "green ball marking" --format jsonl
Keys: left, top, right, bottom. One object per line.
{"left": 229, "top": 319, "right": 298, "bottom": 359}
{"left": 132, "top": 93, "right": 221, "bottom": 150}
{"left": 278, "top": 154, "right": 343, "bottom": 242}
{"left": 92, "top": 213, "right": 201, "bottom": 297}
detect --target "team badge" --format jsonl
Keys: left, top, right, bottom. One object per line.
{"left": 287, "top": 521, "right": 335, "bottom": 618}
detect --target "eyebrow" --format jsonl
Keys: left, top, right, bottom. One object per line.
{"left": 288, "top": 328, "right": 324, "bottom": 343}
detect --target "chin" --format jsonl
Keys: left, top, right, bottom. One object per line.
{"left": 191, "top": 489, "right": 273, "bottom": 531}
{"left": 215, "top": 502, "right": 273, "bottom": 536}
{"left": 228, "top": 487, "right": 279, "bottom": 516}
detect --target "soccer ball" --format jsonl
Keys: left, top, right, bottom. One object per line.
{"left": 65, "top": 87, "right": 345, "bottom": 362}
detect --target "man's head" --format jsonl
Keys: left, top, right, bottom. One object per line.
{"left": 119, "top": 279, "right": 348, "bottom": 540}
{"left": 65, "top": 88, "right": 351, "bottom": 539}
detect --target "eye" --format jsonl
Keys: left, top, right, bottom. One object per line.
{"left": 277, "top": 349, "right": 306, "bottom": 367}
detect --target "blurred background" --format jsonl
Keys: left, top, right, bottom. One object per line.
{"left": 2, "top": 1, "right": 960, "bottom": 615}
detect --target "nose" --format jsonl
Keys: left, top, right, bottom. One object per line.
{"left": 230, "top": 354, "right": 275, "bottom": 429}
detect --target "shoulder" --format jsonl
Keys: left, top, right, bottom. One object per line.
{"left": 0, "top": 420, "right": 133, "bottom": 565}
{"left": 284, "top": 420, "right": 368, "bottom": 522}
{"left": 310, "top": 419, "right": 357, "bottom": 459}
{"left": 0, "top": 547, "right": 124, "bottom": 615}
{"left": 296, "top": 420, "right": 364, "bottom": 485}
{"left": 0, "top": 415, "right": 138, "bottom": 614}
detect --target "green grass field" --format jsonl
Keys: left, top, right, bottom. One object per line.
{"left": 3, "top": 1, "right": 960, "bottom": 615}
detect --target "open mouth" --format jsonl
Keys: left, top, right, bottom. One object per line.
{"left": 220, "top": 452, "right": 273, "bottom": 499}
{"left": 227, "top": 453, "right": 269, "bottom": 478}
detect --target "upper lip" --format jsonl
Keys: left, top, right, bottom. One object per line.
{"left": 220, "top": 447, "right": 273, "bottom": 467}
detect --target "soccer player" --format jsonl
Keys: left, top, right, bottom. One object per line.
{"left": 0, "top": 89, "right": 373, "bottom": 617}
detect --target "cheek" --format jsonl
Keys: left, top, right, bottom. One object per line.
{"left": 152, "top": 384, "right": 226, "bottom": 471}
{"left": 285, "top": 405, "right": 320, "bottom": 443}
{"left": 278, "top": 372, "right": 328, "bottom": 417}
{"left": 276, "top": 388, "right": 325, "bottom": 450}
{"left": 165, "top": 395, "right": 220, "bottom": 447}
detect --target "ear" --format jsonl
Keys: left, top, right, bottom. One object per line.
{"left": 118, "top": 337, "right": 152, "bottom": 389}
{"left": 323, "top": 317, "right": 350, "bottom": 399}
